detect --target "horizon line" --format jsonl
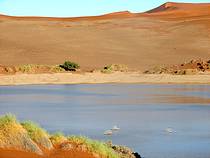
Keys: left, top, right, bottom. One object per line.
{"left": 0, "top": 1, "right": 210, "bottom": 18}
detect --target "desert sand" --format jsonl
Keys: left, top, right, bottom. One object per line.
{"left": 0, "top": 2, "right": 210, "bottom": 71}
{"left": 0, "top": 72, "right": 210, "bottom": 86}
{"left": 0, "top": 148, "right": 95, "bottom": 158}
{"left": 145, "top": 2, "right": 210, "bottom": 19}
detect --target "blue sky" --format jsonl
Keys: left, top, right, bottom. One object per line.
{"left": 0, "top": 0, "right": 209, "bottom": 17}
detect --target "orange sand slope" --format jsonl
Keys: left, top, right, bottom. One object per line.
{"left": 1, "top": 2, "right": 210, "bottom": 20}
{"left": 0, "top": 2, "right": 210, "bottom": 70}
{"left": 145, "top": 2, "right": 210, "bottom": 18}
{"left": 0, "top": 11, "right": 135, "bottom": 21}
{"left": 147, "top": 2, "right": 210, "bottom": 15}
{"left": 0, "top": 148, "right": 94, "bottom": 158}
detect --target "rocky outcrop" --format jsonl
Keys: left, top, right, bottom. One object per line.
{"left": 144, "top": 59, "right": 210, "bottom": 75}
{"left": 111, "top": 145, "right": 136, "bottom": 158}
{"left": 0, "top": 65, "right": 17, "bottom": 74}
{"left": 106, "top": 141, "right": 141, "bottom": 158}
{"left": 133, "top": 152, "right": 141, "bottom": 158}
{"left": 175, "top": 69, "right": 198, "bottom": 75}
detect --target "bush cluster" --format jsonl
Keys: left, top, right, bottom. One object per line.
{"left": 60, "top": 61, "right": 80, "bottom": 71}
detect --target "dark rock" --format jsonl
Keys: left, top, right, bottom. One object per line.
{"left": 197, "top": 63, "right": 202, "bottom": 66}
{"left": 133, "top": 152, "right": 142, "bottom": 158}
{"left": 144, "top": 59, "right": 210, "bottom": 75}
{"left": 111, "top": 144, "right": 136, "bottom": 158}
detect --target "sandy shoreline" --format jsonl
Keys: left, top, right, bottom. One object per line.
{"left": 0, "top": 72, "right": 210, "bottom": 86}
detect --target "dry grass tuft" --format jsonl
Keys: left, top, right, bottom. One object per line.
{"left": 21, "top": 121, "right": 53, "bottom": 150}
{"left": 68, "top": 135, "right": 119, "bottom": 158}
{"left": 0, "top": 114, "right": 120, "bottom": 157}
{"left": 17, "top": 64, "right": 65, "bottom": 74}
{"left": 101, "top": 64, "right": 128, "bottom": 73}
{"left": 50, "top": 132, "right": 68, "bottom": 145}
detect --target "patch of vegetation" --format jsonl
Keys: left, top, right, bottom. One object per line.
{"left": 0, "top": 114, "right": 22, "bottom": 143}
{"left": 50, "top": 65, "right": 66, "bottom": 73}
{"left": 0, "top": 113, "right": 17, "bottom": 127}
{"left": 101, "top": 64, "right": 128, "bottom": 73}
{"left": 101, "top": 65, "right": 113, "bottom": 73}
{"left": 21, "top": 121, "right": 49, "bottom": 142}
{"left": 0, "top": 114, "right": 43, "bottom": 154}
{"left": 68, "top": 135, "right": 119, "bottom": 158}
{"left": 18, "top": 64, "right": 35, "bottom": 73}
{"left": 0, "top": 114, "right": 124, "bottom": 157}
{"left": 144, "top": 65, "right": 169, "bottom": 74}
{"left": 50, "top": 132, "right": 67, "bottom": 145}
{"left": 60, "top": 61, "right": 80, "bottom": 71}
{"left": 18, "top": 64, "right": 66, "bottom": 73}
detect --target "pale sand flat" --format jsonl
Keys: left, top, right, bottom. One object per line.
{"left": 0, "top": 72, "right": 210, "bottom": 86}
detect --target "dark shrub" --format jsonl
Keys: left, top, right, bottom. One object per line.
{"left": 60, "top": 61, "right": 80, "bottom": 71}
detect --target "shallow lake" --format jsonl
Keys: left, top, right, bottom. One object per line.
{"left": 0, "top": 84, "right": 210, "bottom": 158}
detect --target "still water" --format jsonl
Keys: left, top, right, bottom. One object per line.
{"left": 0, "top": 84, "right": 210, "bottom": 158}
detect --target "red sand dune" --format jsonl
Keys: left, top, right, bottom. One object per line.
{"left": 0, "top": 11, "right": 136, "bottom": 22}
{"left": 0, "top": 2, "right": 210, "bottom": 70}
{"left": 145, "top": 2, "right": 210, "bottom": 18}
{"left": 1, "top": 2, "right": 210, "bottom": 21}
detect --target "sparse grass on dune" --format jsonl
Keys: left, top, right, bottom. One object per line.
{"left": 101, "top": 64, "right": 128, "bottom": 73}
{"left": 50, "top": 132, "right": 68, "bottom": 145}
{"left": 0, "top": 113, "right": 17, "bottom": 127}
{"left": 18, "top": 64, "right": 34, "bottom": 73}
{"left": 0, "top": 114, "right": 21, "bottom": 143}
{"left": 0, "top": 114, "right": 120, "bottom": 158}
{"left": 50, "top": 65, "right": 66, "bottom": 73}
{"left": 0, "top": 114, "right": 23, "bottom": 141}
{"left": 0, "top": 114, "right": 43, "bottom": 154}
{"left": 21, "top": 121, "right": 53, "bottom": 150}
{"left": 68, "top": 135, "right": 119, "bottom": 158}
{"left": 51, "top": 134, "right": 119, "bottom": 158}
{"left": 21, "top": 121, "right": 48, "bottom": 141}
{"left": 17, "top": 64, "right": 66, "bottom": 73}
{"left": 101, "top": 65, "right": 113, "bottom": 74}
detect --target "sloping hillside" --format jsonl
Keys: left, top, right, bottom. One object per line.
{"left": 0, "top": 2, "right": 209, "bottom": 70}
